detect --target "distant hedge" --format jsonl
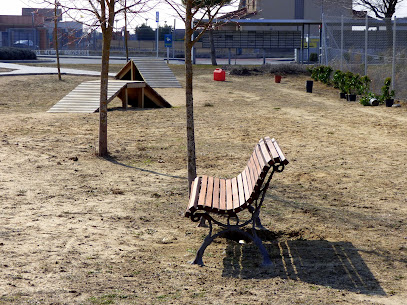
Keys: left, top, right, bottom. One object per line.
{"left": 0, "top": 47, "right": 37, "bottom": 60}
{"left": 226, "top": 63, "right": 310, "bottom": 76}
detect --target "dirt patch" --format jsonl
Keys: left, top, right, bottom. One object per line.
{"left": 0, "top": 67, "right": 406, "bottom": 304}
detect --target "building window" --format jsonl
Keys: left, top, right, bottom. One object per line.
{"left": 295, "top": 0, "right": 304, "bottom": 19}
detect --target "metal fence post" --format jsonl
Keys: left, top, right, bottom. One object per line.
{"left": 392, "top": 16, "right": 397, "bottom": 91}
{"left": 365, "top": 14, "right": 368, "bottom": 76}
{"left": 341, "top": 15, "right": 344, "bottom": 71}
{"left": 322, "top": 13, "right": 327, "bottom": 65}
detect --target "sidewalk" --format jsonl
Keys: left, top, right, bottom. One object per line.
{"left": 0, "top": 62, "right": 115, "bottom": 77}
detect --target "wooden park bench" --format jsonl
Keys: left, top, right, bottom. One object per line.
{"left": 185, "top": 137, "right": 288, "bottom": 266}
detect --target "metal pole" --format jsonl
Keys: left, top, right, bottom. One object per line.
{"left": 321, "top": 13, "right": 328, "bottom": 65}
{"left": 364, "top": 14, "right": 368, "bottom": 76}
{"left": 156, "top": 11, "right": 159, "bottom": 58}
{"left": 172, "top": 19, "right": 175, "bottom": 59}
{"left": 263, "top": 49, "right": 266, "bottom": 65}
{"left": 307, "top": 24, "right": 310, "bottom": 63}
{"left": 340, "top": 15, "right": 344, "bottom": 71}
{"left": 301, "top": 24, "right": 304, "bottom": 64}
{"left": 392, "top": 16, "right": 396, "bottom": 91}
{"left": 156, "top": 28, "right": 159, "bottom": 58}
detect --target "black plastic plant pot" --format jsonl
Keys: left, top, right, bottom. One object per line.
{"left": 385, "top": 99, "right": 394, "bottom": 107}
{"left": 306, "top": 80, "right": 313, "bottom": 93}
{"left": 347, "top": 94, "right": 357, "bottom": 101}
{"left": 340, "top": 92, "right": 346, "bottom": 99}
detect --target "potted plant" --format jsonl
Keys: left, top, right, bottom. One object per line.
{"left": 333, "top": 70, "right": 346, "bottom": 98}
{"left": 380, "top": 77, "right": 395, "bottom": 107}
{"left": 343, "top": 72, "right": 357, "bottom": 101}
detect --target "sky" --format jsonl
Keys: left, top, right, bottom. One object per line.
{"left": 0, "top": 0, "right": 238, "bottom": 30}
{"left": 2, "top": 0, "right": 407, "bottom": 31}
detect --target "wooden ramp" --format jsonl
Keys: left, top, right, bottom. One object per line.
{"left": 115, "top": 58, "right": 182, "bottom": 88}
{"left": 47, "top": 80, "right": 171, "bottom": 113}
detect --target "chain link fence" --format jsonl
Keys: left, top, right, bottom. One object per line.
{"left": 322, "top": 15, "right": 407, "bottom": 101}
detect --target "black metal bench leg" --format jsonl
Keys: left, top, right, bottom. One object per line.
{"left": 192, "top": 234, "right": 214, "bottom": 266}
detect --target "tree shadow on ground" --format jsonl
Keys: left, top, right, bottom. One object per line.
{"left": 222, "top": 233, "right": 386, "bottom": 296}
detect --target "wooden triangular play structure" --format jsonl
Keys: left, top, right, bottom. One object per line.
{"left": 115, "top": 59, "right": 182, "bottom": 88}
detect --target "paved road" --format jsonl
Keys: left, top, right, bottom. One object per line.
{"left": 0, "top": 55, "right": 294, "bottom": 77}
{"left": 0, "top": 61, "right": 116, "bottom": 77}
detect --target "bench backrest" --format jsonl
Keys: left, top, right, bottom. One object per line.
{"left": 186, "top": 137, "right": 288, "bottom": 217}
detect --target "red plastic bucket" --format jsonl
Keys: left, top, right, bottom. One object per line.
{"left": 275, "top": 75, "right": 282, "bottom": 83}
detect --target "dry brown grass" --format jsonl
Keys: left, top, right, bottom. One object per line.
{"left": 0, "top": 67, "right": 406, "bottom": 304}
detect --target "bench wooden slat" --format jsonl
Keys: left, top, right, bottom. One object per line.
{"left": 237, "top": 173, "right": 246, "bottom": 211}
{"left": 212, "top": 177, "right": 220, "bottom": 212}
{"left": 226, "top": 179, "right": 233, "bottom": 212}
{"left": 272, "top": 138, "right": 289, "bottom": 165}
{"left": 241, "top": 168, "right": 251, "bottom": 204}
{"left": 244, "top": 166, "right": 253, "bottom": 195}
{"left": 197, "top": 175, "right": 208, "bottom": 210}
{"left": 186, "top": 177, "right": 201, "bottom": 216}
{"left": 259, "top": 139, "right": 273, "bottom": 165}
{"left": 255, "top": 145, "right": 265, "bottom": 168}
{"left": 205, "top": 176, "right": 214, "bottom": 211}
{"left": 255, "top": 145, "right": 267, "bottom": 176}
{"left": 264, "top": 136, "right": 280, "bottom": 162}
{"left": 247, "top": 156, "right": 258, "bottom": 192}
{"left": 252, "top": 151, "right": 262, "bottom": 179}
{"left": 231, "top": 177, "right": 239, "bottom": 211}
{"left": 219, "top": 178, "right": 227, "bottom": 213}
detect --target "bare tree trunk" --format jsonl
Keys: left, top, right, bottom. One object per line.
{"left": 209, "top": 27, "right": 217, "bottom": 66}
{"left": 54, "top": 0, "right": 61, "bottom": 81}
{"left": 185, "top": 2, "right": 197, "bottom": 194}
{"left": 99, "top": 28, "right": 112, "bottom": 157}
{"left": 98, "top": 0, "right": 115, "bottom": 157}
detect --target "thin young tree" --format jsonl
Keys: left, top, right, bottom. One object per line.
{"left": 42, "top": 0, "right": 150, "bottom": 156}
{"left": 165, "top": 0, "right": 236, "bottom": 192}
{"left": 54, "top": 1, "right": 62, "bottom": 80}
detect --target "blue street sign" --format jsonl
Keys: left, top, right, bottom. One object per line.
{"left": 164, "top": 34, "right": 172, "bottom": 48}
{"left": 156, "top": 11, "right": 159, "bottom": 22}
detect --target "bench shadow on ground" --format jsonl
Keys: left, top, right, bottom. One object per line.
{"left": 222, "top": 232, "right": 386, "bottom": 296}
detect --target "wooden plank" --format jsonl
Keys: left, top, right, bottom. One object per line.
{"left": 185, "top": 177, "right": 201, "bottom": 217}
{"left": 197, "top": 175, "right": 208, "bottom": 210}
{"left": 231, "top": 177, "right": 239, "bottom": 211}
{"left": 265, "top": 136, "right": 280, "bottom": 162}
{"left": 219, "top": 179, "right": 227, "bottom": 213}
{"left": 272, "top": 138, "right": 289, "bottom": 165}
{"left": 248, "top": 156, "right": 258, "bottom": 190}
{"left": 252, "top": 150, "right": 262, "bottom": 179}
{"left": 255, "top": 145, "right": 266, "bottom": 170}
{"left": 204, "top": 176, "right": 214, "bottom": 211}
{"left": 212, "top": 177, "right": 220, "bottom": 212}
{"left": 247, "top": 157, "right": 257, "bottom": 191}
{"left": 226, "top": 179, "right": 233, "bottom": 212}
{"left": 259, "top": 139, "right": 273, "bottom": 165}
{"left": 237, "top": 173, "right": 246, "bottom": 210}
{"left": 241, "top": 168, "right": 251, "bottom": 202}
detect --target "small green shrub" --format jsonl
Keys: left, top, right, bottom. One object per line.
{"left": 227, "top": 64, "right": 309, "bottom": 76}
{"left": 0, "top": 47, "right": 37, "bottom": 60}
{"left": 379, "top": 77, "right": 395, "bottom": 102}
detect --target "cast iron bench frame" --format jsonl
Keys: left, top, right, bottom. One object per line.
{"left": 185, "top": 137, "right": 288, "bottom": 266}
